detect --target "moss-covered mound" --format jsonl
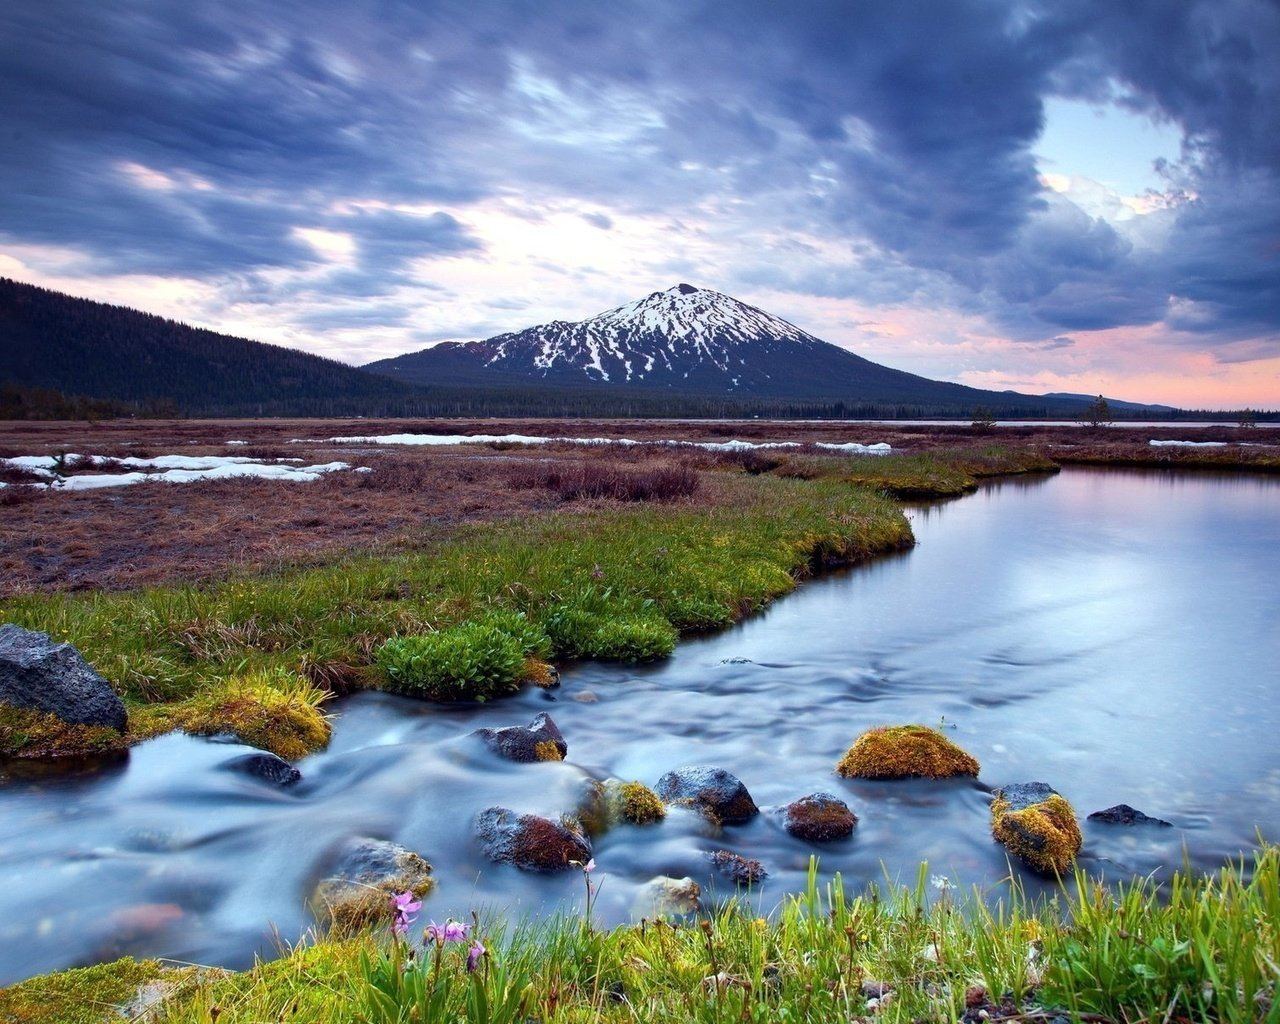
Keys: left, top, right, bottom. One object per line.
{"left": 0, "top": 703, "right": 130, "bottom": 759}
{"left": 834, "top": 724, "right": 980, "bottom": 780}
{"left": 990, "top": 783, "right": 1083, "bottom": 876}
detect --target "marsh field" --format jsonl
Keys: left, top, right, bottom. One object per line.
{"left": 1, "top": 417, "right": 1278, "bottom": 1023}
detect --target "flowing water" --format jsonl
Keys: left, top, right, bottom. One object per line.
{"left": 1, "top": 467, "right": 1277, "bottom": 985}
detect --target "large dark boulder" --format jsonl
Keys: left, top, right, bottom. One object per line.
{"left": 782, "top": 792, "right": 858, "bottom": 842}
{"left": 473, "top": 712, "right": 567, "bottom": 762}
{"left": 655, "top": 765, "right": 758, "bottom": 824}
{"left": 0, "top": 624, "right": 127, "bottom": 732}
{"left": 475, "top": 806, "right": 591, "bottom": 872}
{"left": 1088, "top": 803, "right": 1172, "bottom": 827}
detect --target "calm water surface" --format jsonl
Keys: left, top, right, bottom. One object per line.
{"left": 1, "top": 467, "right": 1277, "bottom": 984}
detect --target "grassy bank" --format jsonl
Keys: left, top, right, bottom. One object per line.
{"left": 1, "top": 470, "right": 915, "bottom": 757}
{"left": 4, "top": 849, "right": 1276, "bottom": 1024}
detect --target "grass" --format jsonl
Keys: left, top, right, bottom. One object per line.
{"left": 0, "top": 472, "right": 913, "bottom": 756}
{"left": 7, "top": 849, "right": 1277, "bottom": 1023}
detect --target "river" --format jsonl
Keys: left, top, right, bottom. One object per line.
{"left": 1, "top": 466, "right": 1276, "bottom": 985}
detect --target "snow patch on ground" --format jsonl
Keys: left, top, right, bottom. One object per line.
{"left": 0, "top": 454, "right": 350, "bottom": 490}
{"left": 324, "top": 433, "right": 892, "bottom": 455}
{"left": 1149, "top": 440, "right": 1228, "bottom": 448}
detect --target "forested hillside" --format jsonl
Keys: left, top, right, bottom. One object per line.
{"left": 0, "top": 278, "right": 429, "bottom": 417}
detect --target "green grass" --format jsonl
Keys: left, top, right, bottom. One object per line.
{"left": 10, "top": 848, "right": 1277, "bottom": 1023}
{"left": 0, "top": 474, "right": 913, "bottom": 755}
{"left": 781, "top": 446, "right": 1060, "bottom": 499}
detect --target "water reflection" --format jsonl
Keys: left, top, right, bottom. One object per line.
{"left": 0, "top": 468, "right": 1276, "bottom": 984}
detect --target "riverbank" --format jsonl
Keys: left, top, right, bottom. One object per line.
{"left": 2, "top": 848, "right": 1275, "bottom": 1023}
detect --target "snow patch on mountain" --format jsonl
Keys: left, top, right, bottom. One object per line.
{"left": 467, "top": 283, "right": 822, "bottom": 386}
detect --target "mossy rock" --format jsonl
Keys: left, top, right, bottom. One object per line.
{"left": 605, "top": 779, "right": 666, "bottom": 825}
{"left": 990, "top": 782, "right": 1082, "bottom": 876}
{"left": 835, "top": 724, "right": 979, "bottom": 780}
{"left": 313, "top": 837, "right": 435, "bottom": 936}
{"left": 176, "top": 669, "right": 332, "bottom": 761}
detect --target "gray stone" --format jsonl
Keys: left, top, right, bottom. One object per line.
{"left": 1088, "top": 803, "right": 1172, "bottom": 827}
{"left": 0, "top": 624, "right": 127, "bottom": 731}
{"left": 994, "top": 781, "right": 1059, "bottom": 811}
{"left": 475, "top": 806, "right": 591, "bottom": 873}
{"left": 473, "top": 712, "right": 567, "bottom": 762}
{"left": 655, "top": 765, "right": 758, "bottom": 824}
{"left": 223, "top": 751, "right": 301, "bottom": 787}
{"left": 314, "top": 837, "right": 433, "bottom": 908}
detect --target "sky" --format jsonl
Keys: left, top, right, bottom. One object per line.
{"left": 1, "top": 0, "right": 1278, "bottom": 410}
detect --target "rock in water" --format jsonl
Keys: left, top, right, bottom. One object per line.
{"left": 223, "top": 751, "right": 302, "bottom": 787}
{"left": 473, "top": 712, "right": 567, "bottom": 762}
{"left": 1087, "top": 803, "right": 1172, "bottom": 827}
{"left": 0, "top": 623, "right": 127, "bottom": 731}
{"left": 990, "top": 782, "right": 1082, "bottom": 876}
{"left": 475, "top": 807, "right": 592, "bottom": 872}
{"left": 654, "top": 766, "right": 759, "bottom": 824}
{"left": 313, "top": 837, "right": 434, "bottom": 934}
{"left": 708, "top": 850, "right": 768, "bottom": 885}
{"left": 835, "top": 724, "right": 979, "bottom": 779}
{"left": 782, "top": 792, "right": 858, "bottom": 842}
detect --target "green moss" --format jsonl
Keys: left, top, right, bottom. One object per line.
{"left": 0, "top": 956, "right": 177, "bottom": 1024}
{"left": 608, "top": 779, "right": 667, "bottom": 825}
{"left": 991, "top": 792, "right": 1083, "bottom": 876}
{"left": 835, "top": 724, "right": 980, "bottom": 779}
{"left": 0, "top": 703, "right": 128, "bottom": 760}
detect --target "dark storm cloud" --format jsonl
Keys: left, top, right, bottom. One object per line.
{"left": 0, "top": 0, "right": 1277, "bottom": 349}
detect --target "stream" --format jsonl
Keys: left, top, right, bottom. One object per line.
{"left": 1, "top": 466, "right": 1277, "bottom": 985}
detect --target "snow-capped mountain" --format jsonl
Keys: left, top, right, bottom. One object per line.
{"left": 364, "top": 284, "right": 1084, "bottom": 411}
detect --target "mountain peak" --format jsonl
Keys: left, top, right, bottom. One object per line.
{"left": 673, "top": 282, "right": 700, "bottom": 295}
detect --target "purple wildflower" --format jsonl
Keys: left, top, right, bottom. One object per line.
{"left": 389, "top": 890, "right": 421, "bottom": 936}
{"left": 466, "top": 940, "right": 486, "bottom": 973}
{"left": 424, "top": 918, "right": 471, "bottom": 943}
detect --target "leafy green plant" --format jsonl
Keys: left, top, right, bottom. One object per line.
{"left": 376, "top": 623, "right": 526, "bottom": 701}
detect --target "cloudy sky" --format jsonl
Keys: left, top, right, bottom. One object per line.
{"left": 2, "top": 0, "right": 1277, "bottom": 409}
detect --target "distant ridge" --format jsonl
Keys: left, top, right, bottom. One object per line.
{"left": 0, "top": 277, "right": 429, "bottom": 417}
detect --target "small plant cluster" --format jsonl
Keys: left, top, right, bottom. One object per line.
{"left": 376, "top": 616, "right": 537, "bottom": 702}
{"left": 505, "top": 460, "right": 700, "bottom": 502}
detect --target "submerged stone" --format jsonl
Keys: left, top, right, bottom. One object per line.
{"left": 222, "top": 751, "right": 301, "bottom": 787}
{"left": 1087, "top": 803, "right": 1172, "bottom": 827}
{"left": 835, "top": 724, "right": 979, "bottom": 780}
{"left": 991, "top": 782, "right": 1082, "bottom": 876}
{"left": 632, "top": 875, "right": 701, "bottom": 917}
{"left": 655, "top": 766, "right": 759, "bottom": 824}
{"left": 707, "top": 849, "right": 767, "bottom": 886}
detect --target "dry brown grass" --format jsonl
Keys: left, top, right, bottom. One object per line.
{"left": 1, "top": 417, "right": 1273, "bottom": 596}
